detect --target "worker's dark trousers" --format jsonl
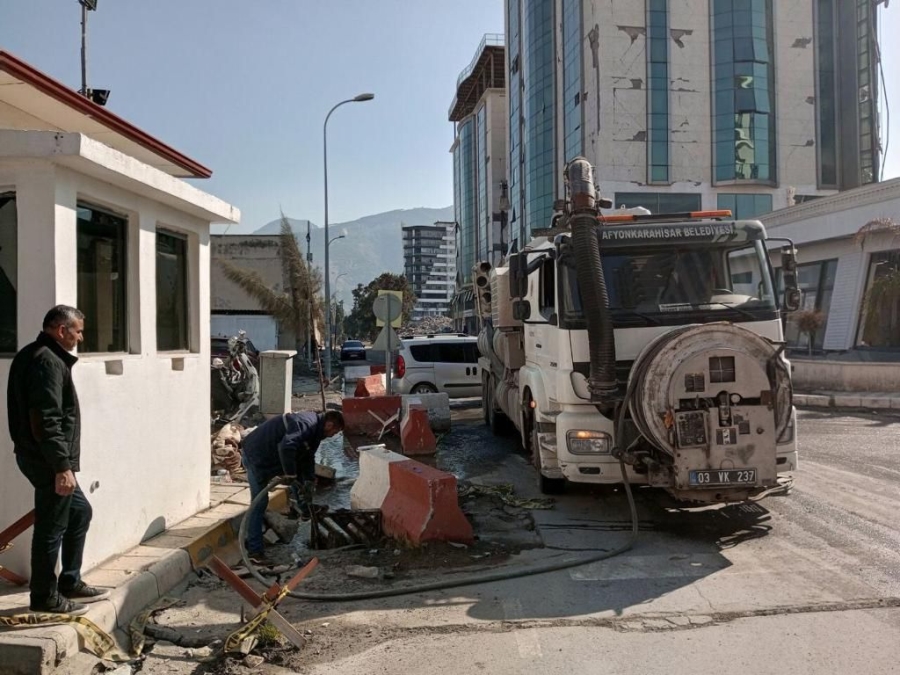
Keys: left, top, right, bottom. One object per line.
{"left": 16, "top": 455, "right": 92, "bottom": 606}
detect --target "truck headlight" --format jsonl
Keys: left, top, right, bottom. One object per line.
{"left": 567, "top": 430, "right": 612, "bottom": 455}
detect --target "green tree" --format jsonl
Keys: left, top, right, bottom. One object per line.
{"left": 220, "top": 214, "right": 324, "bottom": 352}
{"left": 344, "top": 273, "right": 416, "bottom": 341}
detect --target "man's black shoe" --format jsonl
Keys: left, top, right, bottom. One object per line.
{"left": 30, "top": 595, "right": 89, "bottom": 616}
{"left": 60, "top": 582, "right": 110, "bottom": 604}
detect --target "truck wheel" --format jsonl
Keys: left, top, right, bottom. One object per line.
{"left": 532, "top": 424, "right": 566, "bottom": 495}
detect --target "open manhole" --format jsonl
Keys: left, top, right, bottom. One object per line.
{"left": 309, "top": 509, "right": 383, "bottom": 550}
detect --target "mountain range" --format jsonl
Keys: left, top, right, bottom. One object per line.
{"left": 254, "top": 206, "right": 454, "bottom": 306}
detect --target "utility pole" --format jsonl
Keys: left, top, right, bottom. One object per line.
{"left": 79, "top": 1, "right": 90, "bottom": 95}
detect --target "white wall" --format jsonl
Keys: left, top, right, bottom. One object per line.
{"left": 0, "top": 159, "right": 212, "bottom": 575}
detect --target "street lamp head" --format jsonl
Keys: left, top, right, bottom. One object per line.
{"left": 353, "top": 93, "right": 375, "bottom": 102}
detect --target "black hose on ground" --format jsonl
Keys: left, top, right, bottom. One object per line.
{"left": 238, "top": 464, "right": 639, "bottom": 602}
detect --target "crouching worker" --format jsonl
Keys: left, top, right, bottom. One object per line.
{"left": 240, "top": 410, "right": 344, "bottom": 564}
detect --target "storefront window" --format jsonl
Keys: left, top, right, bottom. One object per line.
{"left": 0, "top": 192, "right": 17, "bottom": 354}
{"left": 856, "top": 250, "right": 900, "bottom": 348}
{"left": 780, "top": 259, "right": 837, "bottom": 351}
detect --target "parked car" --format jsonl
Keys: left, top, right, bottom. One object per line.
{"left": 393, "top": 334, "right": 480, "bottom": 398}
{"left": 211, "top": 335, "right": 260, "bottom": 370}
{"left": 340, "top": 339, "right": 367, "bottom": 361}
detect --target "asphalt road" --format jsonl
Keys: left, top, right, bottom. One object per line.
{"left": 299, "top": 409, "right": 900, "bottom": 675}
{"left": 133, "top": 409, "right": 900, "bottom": 675}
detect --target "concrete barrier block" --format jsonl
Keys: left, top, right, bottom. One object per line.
{"left": 401, "top": 393, "right": 451, "bottom": 432}
{"left": 370, "top": 364, "right": 386, "bottom": 375}
{"left": 381, "top": 460, "right": 474, "bottom": 545}
{"left": 400, "top": 406, "right": 437, "bottom": 456}
{"left": 350, "top": 445, "right": 409, "bottom": 510}
{"left": 342, "top": 396, "right": 402, "bottom": 435}
{"left": 354, "top": 374, "right": 387, "bottom": 398}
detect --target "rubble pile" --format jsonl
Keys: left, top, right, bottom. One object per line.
{"left": 403, "top": 315, "right": 455, "bottom": 335}
{"left": 211, "top": 422, "right": 246, "bottom": 481}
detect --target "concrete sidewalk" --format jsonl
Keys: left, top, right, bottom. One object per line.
{"left": 0, "top": 482, "right": 287, "bottom": 675}
{"left": 794, "top": 391, "right": 900, "bottom": 411}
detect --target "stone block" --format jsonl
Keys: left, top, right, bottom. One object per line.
{"left": 401, "top": 393, "right": 451, "bottom": 432}
{"left": 832, "top": 395, "right": 861, "bottom": 409}
{"left": 343, "top": 365, "right": 372, "bottom": 382}
{"left": 259, "top": 350, "right": 296, "bottom": 415}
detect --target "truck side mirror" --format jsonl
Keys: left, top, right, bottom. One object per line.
{"left": 512, "top": 300, "right": 531, "bottom": 321}
{"left": 781, "top": 246, "right": 801, "bottom": 312}
{"left": 508, "top": 254, "right": 527, "bottom": 299}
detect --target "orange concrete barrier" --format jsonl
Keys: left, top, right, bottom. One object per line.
{"left": 400, "top": 405, "right": 437, "bottom": 455}
{"left": 354, "top": 374, "right": 386, "bottom": 398}
{"left": 380, "top": 460, "right": 473, "bottom": 545}
{"left": 342, "top": 396, "right": 402, "bottom": 435}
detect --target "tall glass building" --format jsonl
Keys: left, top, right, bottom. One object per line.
{"left": 449, "top": 35, "right": 508, "bottom": 333}
{"left": 503, "top": 0, "right": 882, "bottom": 224}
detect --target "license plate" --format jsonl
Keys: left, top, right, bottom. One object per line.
{"left": 689, "top": 469, "right": 757, "bottom": 487}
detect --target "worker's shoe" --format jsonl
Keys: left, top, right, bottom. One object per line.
{"left": 247, "top": 551, "right": 271, "bottom": 567}
{"left": 60, "top": 582, "right": 110, "bottom": 604}
{"left": 30, "top": 594, "right": 89, "bottom": 616}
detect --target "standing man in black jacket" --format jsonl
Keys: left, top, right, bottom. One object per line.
{"left": 7, "top": 306, "right": 109, "bottom": 615}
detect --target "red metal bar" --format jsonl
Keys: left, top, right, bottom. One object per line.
{"left": 0, "top": 510, "right": 36, "bottom": 552}
{"left": 207, "top": 555, "right": 263, "bottom": 607}
{"left": 262, "top": 557, "right": 319, "bottom": 602}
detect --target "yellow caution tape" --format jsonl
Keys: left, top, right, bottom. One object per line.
{"left": 0, "top": 596, "right": 181, "bottom": 663}
{"left": 223, "top": 584, "right": 292, "bottom": 654}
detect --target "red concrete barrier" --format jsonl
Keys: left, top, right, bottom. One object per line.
{"left": 400, "top": 406, "right": 437, "bottom": 455}
{"left": 354, "top": 374, "right": 386, "bottom": 398}
{"left": 342, "top": 396, "right": 402, "bottom": 435}
{"left": 380, "top": 460, "right": 474, "bottom": 545}
{"left": 370, "top": 364, "right": 386, "bottom": 375}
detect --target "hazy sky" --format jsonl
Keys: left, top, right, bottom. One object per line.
{"left": 1, "top": 1, "right": 897, "bottom": 234}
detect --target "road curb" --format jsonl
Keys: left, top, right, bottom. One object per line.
{"left": 0, "top": 485, "right": 288, "bottom": 674}
{"left": 794, "top": 393, "right": 900, "bottom": 412}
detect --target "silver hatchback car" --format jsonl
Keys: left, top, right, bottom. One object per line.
{"left": 392, "top": 335, "right": 481, "bottom": 398}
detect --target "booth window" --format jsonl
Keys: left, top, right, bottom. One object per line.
{"left": 77, "top": 203, "right": 128, "bottom": 353}
{"left": 156, "top": 230, "right": 189, "bottom": 351}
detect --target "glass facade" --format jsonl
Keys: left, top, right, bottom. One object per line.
{"left": 457, "top": 119, "right": 477, "bottom": 285}
{"left": 522, "top": 0, "right": 556, "bottom": 234}
{"left": 856, "top": 0, "right": 877, "bottom": 184}
{"left": 780, "top": 259, "right": 838, "bottom": 352}
{"left": 716, "top": 193, "right": 773, "bottom": 219}
{"left": 613, "top": 192, "right": 701, "bottom": 212}
{"left": 562, "top": 0, "right": 583, "bottom": 163}
{"left": 476, "top": 105, "right": 489, "bottom": 263}
{"left": 0, "top": 192, "right": 16, "bottom": 354}
{"left": 815, "top": 0, "right": 838, "bottom": 187}
{"left": 647, "top": 0, "right": 669, "bottom": 183}
{"left": 508, "top": 0, "right": 523, "bottom": 250}
{"left": 711, "top": 0, "right": 776, "bottom": 184}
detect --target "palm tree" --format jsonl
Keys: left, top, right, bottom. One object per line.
{"left": 220, "top": 214, "right": 324, "bottom": 354}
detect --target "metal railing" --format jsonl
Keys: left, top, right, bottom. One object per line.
{"left": 448, "top": 33, "right": 505, "bottom": 118}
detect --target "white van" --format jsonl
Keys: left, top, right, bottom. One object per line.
{"left": 392, "top": 335, "right": 480, "bottom": 398}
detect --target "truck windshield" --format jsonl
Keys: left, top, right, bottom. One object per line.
{"left": 559, "top": 240, "right": 778, "bottom": 328}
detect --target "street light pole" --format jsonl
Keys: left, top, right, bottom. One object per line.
{"left": 323, "top": 93, "right": 373, "bottom": 383}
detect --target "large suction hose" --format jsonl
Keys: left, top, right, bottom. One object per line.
{"left": 237, "top": 468, "right": 638, "bottom": 602}
{"left": 566, "top": 158, "right": 617, "bottom": 402}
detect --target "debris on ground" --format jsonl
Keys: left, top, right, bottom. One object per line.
{"left": 345, "top": 564, "right": 380, "bottom": 579}
{"left": 210, "top": 423, "right": 246, "bottom": 482}
{"left": 458, "top": 482, "right": 556, "bottom": 510}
